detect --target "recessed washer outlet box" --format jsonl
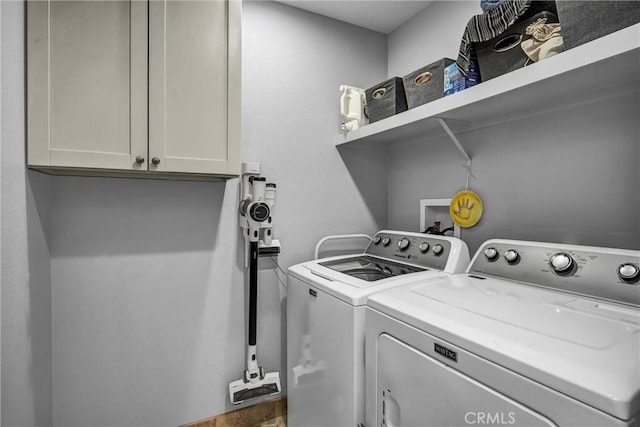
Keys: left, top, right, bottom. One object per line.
{"left": 420, "top": 198, "right": 460, "bottom": 238}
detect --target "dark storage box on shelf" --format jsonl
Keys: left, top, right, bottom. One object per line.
{"left": 476, "top": 10, "right": 559, "bottom": 81}
{"left": 555, "top": 1, "right": 640, "bottom": 50}
{"left": 402, "top": 58, "right": 455, "bottom": 109}
{"left": 365, "top": 77, "right": 408, "bottom": 123}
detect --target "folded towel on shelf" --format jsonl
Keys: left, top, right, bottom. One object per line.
{"left": 457, "top": 0, "right": 532, "bottom": 76}
{"left": 520, "top": 17, "right": 564, "bottom": 62}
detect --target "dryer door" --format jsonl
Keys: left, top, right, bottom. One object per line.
{"left": 377, "top": 334, "right": 556, "bottom": 427}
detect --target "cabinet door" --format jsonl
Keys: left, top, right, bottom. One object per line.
{"left": 148, "top": 0, "right": 240, "bottom": 176}
{"left": 27, "top": 0, "right": 148, "bottom": 170}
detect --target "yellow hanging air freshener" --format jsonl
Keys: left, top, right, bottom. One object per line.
{"left": 450, "top": 190, "right": 483, "bottom": 228}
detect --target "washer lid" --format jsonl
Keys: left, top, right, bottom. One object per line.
{"left": 319, "top": 255, "right": 425, "bottom": 282}
{"left": 367, "top": 274, "right": 640, "bottom": 420}
{"left": 288, "top": 257, "right": 451, "bottom": 306}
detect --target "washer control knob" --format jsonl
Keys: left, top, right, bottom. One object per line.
{"left": 432, "top": 244, "right": 444, "bottom": 256}
{"left": 382, "top": 237, "right": 391, "bottom": 247}
{"left": 549, "top": 252, "right": 575, "bottom": 275}
{"left": 504, "top": 249, "right": 520, "bottom": 265}
{"left": 484, "top": 247, "right": 499, "bottom": 262}
{"left": 618, "top": 263, "right": 640, "bottom": 284}
{"left": 419, "top": 242, "right": 430, "bottom": 253}
{"left": 373, "top": 236, "right": 381, "bottom": 245}
{"left": 397, "top": 237, "right": 410, "bottom": 251}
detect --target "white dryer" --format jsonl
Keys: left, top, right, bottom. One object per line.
{"left": 365, "top": 239, "right": 640, "bottom": 426}
{"left": 287, "top": 230, "right": 469, "bottom": 427}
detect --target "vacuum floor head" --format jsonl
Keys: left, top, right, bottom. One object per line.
{"left": 229, "top": 371, "right": 281, "bottom": 405}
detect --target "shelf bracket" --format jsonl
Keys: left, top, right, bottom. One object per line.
{"left": 435, "top": 118, "right": 471, "bottom": 167}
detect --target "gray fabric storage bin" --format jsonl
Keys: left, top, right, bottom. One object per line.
{"left": 556, "top": 1, "right": 640, "bottom": 50}
{"left": 365, "top": 77, "right": 408, "bottom": 123}
{"left": 476, "top": 10, "right": 559, "bottom": 81}
{"left": 403, "top": 58, "right": 455, "bottom": 109}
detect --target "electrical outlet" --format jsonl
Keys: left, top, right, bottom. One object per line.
{"left": 241, "top": 162, "right": 261, "bottom": 175}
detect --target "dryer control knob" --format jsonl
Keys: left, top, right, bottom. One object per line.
{"left": 432, "top": 244, "right": 444, "bottom": 256}
{"left": 484, "top": 247, "right": 499, "bottom": 262}
{"left": 397, "top": 238, "right": 410, "bottom": 250}
{"left": 504, "top": 249, "right": 520, "bottom": 265}
{"left": 382, "top": 237, "right": 391, "bottom": 247}
{"left": 618, "top": 263, "right": 640, "bottom": 284}
{"left": 373, "top": 236, "right": 381, "bottom": 245}
{"left": 549, "top": 252, "right": 575, "bottom": 276}
{"left": 419, "top": 242, "right": 430, "bottom": 253}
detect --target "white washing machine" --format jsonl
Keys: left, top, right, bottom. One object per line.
{"left": 287, "top": 230, "right": 470, "bottom": 427}
{"left": 366, "top": 239, "right": 640, "bottom": 426}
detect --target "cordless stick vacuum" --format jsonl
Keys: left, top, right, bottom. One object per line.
{"left": 229, "top": 165, "right": 281, "bottom": 405}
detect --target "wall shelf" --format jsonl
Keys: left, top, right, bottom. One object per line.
{"left": 336, "top": 24, "right": 640, "bottom": 149}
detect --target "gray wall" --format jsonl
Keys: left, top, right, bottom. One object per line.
{"left": 49, "top": 1, "right": 387, "bottom": 426}
{"left": 385, "top": 1, "right": 640, "bottom": 254}
{"left": 1, "top": 1, "right": 54, "bottom": 426}
{"left": 386, "top": 92, "right": 640, "bottom": 253}
{"left": 387, "top": 1, "right": 480, "bottom": 78}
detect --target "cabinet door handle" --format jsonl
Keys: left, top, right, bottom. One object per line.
{"left": 135, "top": 156, "right": 145, "bottom": 164}
{"left": 151, "top": 157, "right": 161, "bottom": 165}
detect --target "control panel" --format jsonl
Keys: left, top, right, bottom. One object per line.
{"left": 470, "top": 240, "right": 640, "bottom": 307}
{"left": 366, "top": 231, "right": 452, "bottom": 271}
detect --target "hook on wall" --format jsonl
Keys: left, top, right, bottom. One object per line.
{"left": 461, "top": 160, "right": 476, "bottom": 191}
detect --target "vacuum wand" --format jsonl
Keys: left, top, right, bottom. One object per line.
{"left": 241, "top": 242, "right": 266, "bottom": 385}
{"left": 248, "top": 241, "right": 258, "bottom": 347}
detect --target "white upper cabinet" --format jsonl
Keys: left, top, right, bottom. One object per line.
{"left": 149, "top": 0, "right": 240, "bottom": 176}
{"left": 27, "top": 0, "right": 241, "bottom": 180}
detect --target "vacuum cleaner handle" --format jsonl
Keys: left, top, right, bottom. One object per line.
{"left": 249, "top": 240, "right": 259, "bottom": 346}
